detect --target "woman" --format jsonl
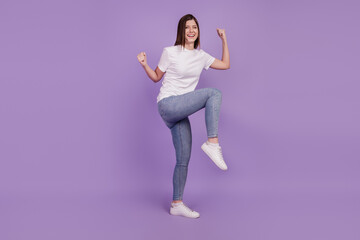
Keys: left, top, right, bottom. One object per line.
{"left": 137, "top": 14, "right": 230, "bottom": 219}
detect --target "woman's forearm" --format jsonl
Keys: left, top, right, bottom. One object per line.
{"left": 143, "top": 64, "right": 159, "bottom": 82}
{"left": 221, "top": 39, "right": 230, "bottom": 68}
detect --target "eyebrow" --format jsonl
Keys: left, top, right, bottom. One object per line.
{"left": 186, "top": 25, "right": 197, "bottom": 27}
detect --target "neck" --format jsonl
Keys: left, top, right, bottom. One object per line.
{"left": 184, "top": 42, "right": 195, "bottom": 50}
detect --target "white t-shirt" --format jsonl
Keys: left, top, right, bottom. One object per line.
{"left": 156, "top": 45, "right": 216, "bottom": 102}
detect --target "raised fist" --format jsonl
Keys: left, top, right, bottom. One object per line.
{"left": 216, "top": 28, "right": 226, "bottom": 41}
{"left": 137, "top": 52, "right": 147, "bottom": 66}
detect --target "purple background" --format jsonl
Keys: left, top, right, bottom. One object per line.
{"left": 1, "top": 0, "right": 359, "bottom": 239}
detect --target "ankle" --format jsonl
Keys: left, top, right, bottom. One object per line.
{"left": 207, "top": 137, "right": 219, "bottom": 144}
{"left": 207, "top": 140, "right": 219, "bottom": 147}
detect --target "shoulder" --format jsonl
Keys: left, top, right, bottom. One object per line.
{"left": 161, "top": 45, "right": 182, "bottom": 59}
{"left": 160, "top": 46, "right": 177, "bottom": 58}
{"left": 198, "top": 48, "right": 214, "bottom": 59}
{"left": 198, "top": 48, "right": 208, "bottom": 54}
{"left": 163, "top": 45, "right": 178, "bottom": 52}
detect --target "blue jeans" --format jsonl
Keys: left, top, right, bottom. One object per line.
{"left": 157, "top": 88, "right": 222, "bottom": 200}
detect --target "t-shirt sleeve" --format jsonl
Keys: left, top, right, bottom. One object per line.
{"left": 157, "top": 48, "right": 170, "bottom": 72}
{"left": 203, "top": 50, "right": 216, "bottom": 70}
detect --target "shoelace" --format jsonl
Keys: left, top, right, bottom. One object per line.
{"left": 217, "top": 146, "right": 224, "bottom": 157}
{"left": 182, "top": 203, "right": 195, "bottom": 213}
{"left": 174, "top": 203, "right": 195, "bottom": 213}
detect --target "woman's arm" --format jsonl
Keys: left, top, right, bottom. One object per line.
{"left": 210, "top": 28, "right": 230, "bottom": 70}
{"left": 137, "top": 52, "right": 165, "bottom": 82}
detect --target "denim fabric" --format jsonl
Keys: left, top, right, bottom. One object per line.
{"left": 157, "top": 88, "right": 222, "bottom": 200}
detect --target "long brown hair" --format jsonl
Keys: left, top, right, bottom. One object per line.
{"left": 174, "top": 14, "right": 200, "bottom": 49}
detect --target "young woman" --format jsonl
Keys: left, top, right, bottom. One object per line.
{"left": 137, "top": 14, "right": 230, "bottom": 219}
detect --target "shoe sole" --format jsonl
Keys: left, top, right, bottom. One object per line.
{"left": 170, "top": 208, "right": 200, "bottom": 218}
{"left": 201, "top": 143, "right": 228, "bottom": 171}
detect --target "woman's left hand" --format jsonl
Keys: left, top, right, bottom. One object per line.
{"left": 216, "top": 28, "right": 227, "bottom": 41}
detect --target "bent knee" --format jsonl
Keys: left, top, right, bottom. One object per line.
{"left": 210, "top": 88, "right": 222, "bottom": 98}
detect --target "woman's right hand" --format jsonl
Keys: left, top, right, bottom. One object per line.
{"left": 137, "top": 52, "right": 147, "bottom": 67}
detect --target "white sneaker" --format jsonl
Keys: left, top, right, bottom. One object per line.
{"left": 170, "top": 202, "right": 200, "bottom": 219}
{"left": 201, "top": 141, "right": 228, "bottom": 170}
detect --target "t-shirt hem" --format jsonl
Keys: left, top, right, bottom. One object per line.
{"left": 205, "top": 57, "right": 216, "bottom": 70}
{"left": 158, "top": 65, "right": 166, "bottom": 73}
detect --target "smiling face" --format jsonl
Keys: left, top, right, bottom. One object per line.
{"left": 174, "top": 14, "right": 201, "bottom": 49}
{"left": 184, "top": 19, "right": 198, "bottom": 45}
